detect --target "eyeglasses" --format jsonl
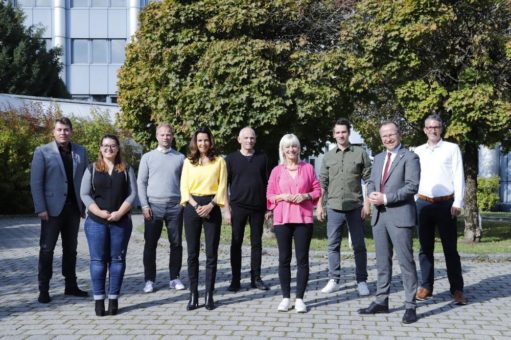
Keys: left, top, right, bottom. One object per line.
{"left": 425, "top": 126, "right": 442, "bottom": 130}
{"left": 101, "top": 144, "right": 118, "bottom": 150}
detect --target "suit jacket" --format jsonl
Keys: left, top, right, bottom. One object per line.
{"left": 366, "top": 146, "right": 420, "bottom": 227}
{"left": 30, "top": 141, "right": 88, "bottom": 216}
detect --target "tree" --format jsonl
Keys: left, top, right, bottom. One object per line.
{"left": 0, "top": 2, "right": 69, "bottom": 98}
{"left": 337, "top": 0, "right": 511, "bottom": 241}
{"left": 117, "top": 0, "right": 354, "bottom": 163}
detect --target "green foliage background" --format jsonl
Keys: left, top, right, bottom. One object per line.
{"left": 477, "top": 176, "right": 501, "bottom": 211}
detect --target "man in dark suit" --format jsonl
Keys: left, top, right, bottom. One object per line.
{"left": 30, "top": 117, "right": 89, "bottom": 303}
{"left": 358, "top": 121, "right": 420, "bottom": 324}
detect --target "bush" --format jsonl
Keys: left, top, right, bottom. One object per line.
{"left": 0, "top": 106, "right": 139, "bottom": 214}
{"left": 477, "top": 176, "right": 501, "bottom": 212}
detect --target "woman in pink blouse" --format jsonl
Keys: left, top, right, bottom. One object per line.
{"left": 267, "top": 134, "right": 321, "bottom": 313}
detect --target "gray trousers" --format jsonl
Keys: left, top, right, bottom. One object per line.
{"left": 373, "top": 212, "right": 418, "bottom": 309}
{"left": 326, "top": 207, "right": 368, "bottom": 283}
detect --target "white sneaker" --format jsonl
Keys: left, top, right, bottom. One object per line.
{"left": 321, "top": 279, "right": 338, "bottom": 293}
{"left": 295, "top": 298, "right": 307, "bottom": 313}
{"left": 169, "top": 278, "right": 185, "bottom": 290}
{"left": 357, "top": 281, "right": 370, "bottom": 296}
{"left": 143, "top": 281, "right": 154, "bottom": 293}
{"left": 277, "top": 298, "right": 291, "bottom": 312}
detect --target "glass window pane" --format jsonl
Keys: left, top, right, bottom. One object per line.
{"left": 91, "top": 0, "right": 108, "bottom": 6}
{"left": 92, "top": 40, "right": 108, "bottom": 64}
{"left": 17, "top": 0, "right": 35, "bottom": 7}
{"left": 42, "top": 38, "right": 52, "bottom": 50}
{"left": 72, "top": 0, "right": 89, "bottom": 6}
{"left": 72, "top": 39, "right": 89, "bottom": 63}
{"left": 110, "top": 0, "right": 126, "bottom": 6}
{"left": 35, "top": 0, "right": 51, "bottom": 6}
{"left": 110, "top": 39, "right": 126, "bottom": 64}
{"left": 92, "top": 95, "right": 107, "bottom": 102}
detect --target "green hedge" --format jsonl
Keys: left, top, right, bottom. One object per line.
{"left": 0, "top": 107, "right": 139, "bottom": 214}
{"left": 477, "top": 176, "right": 501, "bottom": 212}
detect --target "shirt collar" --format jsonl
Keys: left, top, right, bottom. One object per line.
{"left": 157, "top": 146, "right": 172, "bottom": 153}
{"left": 335, "top": 143, "right": 352, "bottom": 153}
{"left": 426, "top": 139, "right": 443, "bottom": 150}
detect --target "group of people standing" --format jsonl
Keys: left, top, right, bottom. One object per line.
{"left": 30, "top": 114, "right": 466, "bottom": 324}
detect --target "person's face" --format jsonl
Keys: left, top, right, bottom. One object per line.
{"left": 156, "top": 127, "right": 173, "bottom": 149}
{"left": 196, "top": 133, "right": 211, "bottom": 155}
{"left": 283, "top": 144, "right": 300, "bottom": 163}
{"left": 238, "top": 128, "right": 256, "bottom": 152}
{"left": 100, "top": 138, "right": 119, "bottom": 161}
{"left": 379, "top": 123, "right": 401, "bottom": 151}
{"left": 53, "top": 122, "right": 72, "bottom": 144}
{"left": 333, "top": 124, "right": 350, "bottom": 148}
{"left": 423, "top": 119, "right": 443, "bottom": 144}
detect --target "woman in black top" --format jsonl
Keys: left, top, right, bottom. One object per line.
{"left": 80, "top": 134, "right": 137, "bottom": 316}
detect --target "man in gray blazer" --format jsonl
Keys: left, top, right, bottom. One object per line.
{"left": 358, "top": 121, "right": 420, "bottom": 324}
{"left": 30, "top": 117, "right": 89, "bottom": 303}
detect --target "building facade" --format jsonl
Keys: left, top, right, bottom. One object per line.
{"left": 12, "top": 0, "right": 147, "bottom": 103}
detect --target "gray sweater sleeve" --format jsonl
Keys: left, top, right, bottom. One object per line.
{"left": 80, "top": 167, "right": 95, "bottom": 209}
{"left": 136, "top": 154, "right": 149, "bottom": 208}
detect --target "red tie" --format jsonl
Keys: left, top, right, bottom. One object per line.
{"left": 380, "top": 152, "right": 392, "bottom": 193}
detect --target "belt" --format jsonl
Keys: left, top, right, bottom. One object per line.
{"left": 418, "top": 194, "right": 454, "bottom": 203}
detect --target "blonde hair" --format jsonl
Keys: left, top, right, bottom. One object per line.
{"left": 278, "top": 133, "right": 301, "bottom": 164}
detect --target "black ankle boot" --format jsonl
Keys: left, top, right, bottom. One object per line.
{"left": 187, "top": 290, "right": 199, "bottom": 311}
{"left": 95, "top": 299, "right": 105, "bottom": 316}
{"left": 107, "top": 299, "right": 118, "bottom": 315}
{"left": 205, "top": 292, "right": 215, "bottom": 310}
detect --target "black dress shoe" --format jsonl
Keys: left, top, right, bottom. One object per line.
{"left": 227, "top": 282, "right": 240, "bottom": 292}
{"left": 64, "top": 286, "right": 89, "bottom": 297}
{"left": 187, "top": 291, "right": 199, "bottom": 311}
{"left": 205, "top": 292, "right": 215, "bottom": 310}
{"left": 95, "top": 299, "right": 105, "bottom": 317}
{"left": 107, "top": 299, "right": 118, "bottom": 315}
{"left": 402, "top": 308, "right": 418, "bottom": 324}
{"left": 358, "top": 302, "right": 389, "bottom": 314}
{"left": 251, "top": 277, "right": 269, "bottom": 291}
{"left": 38, "top": 291, "right": 51, "bottom": 304}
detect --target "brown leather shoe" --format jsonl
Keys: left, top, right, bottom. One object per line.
{"left": 416, "top": 287, "right": 432, "bottom": 301}
{"left": 453, "top": 290, "right": 467, "bottom": 305}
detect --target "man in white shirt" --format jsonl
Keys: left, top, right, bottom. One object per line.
{"left": 414, "top": 114, "right": 466, "bottom": 305}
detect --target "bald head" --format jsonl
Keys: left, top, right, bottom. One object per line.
{"left": 238, "top": 127, "right": 256, "bottom": 155}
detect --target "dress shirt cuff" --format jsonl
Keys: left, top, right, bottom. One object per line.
{"left": 383, "top": 194, "right": 388, "bottom": 206}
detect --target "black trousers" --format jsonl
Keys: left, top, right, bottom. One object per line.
{"left": 274, "top": 223, "right": 313, "bottom": 299}
{"left": 230, "top": 205, "right": 265, "bottom": 283}
{"left": 417, "top": 198, "right": 464, "bottom": 294}
{"left": 38, "top": 202, "right": 81, "bottom": 292}
{"left": 183, "top": 196, "right": 221, "bottom": 293}
{"left": 143, "top": 202, "right": 183, "bottom": 282}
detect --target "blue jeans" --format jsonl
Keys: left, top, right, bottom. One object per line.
{"left": 326, "top": 207, "right": 368, "bottom": 283}
{"left": 143, "top": 202, "right": 183, "bottom": 282}
{"left": 84, "top": 217, "right": 132, "bottom": 300}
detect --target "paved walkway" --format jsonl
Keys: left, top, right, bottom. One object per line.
{"left": 1, "top": 215, "right": 510, "bottom": 339}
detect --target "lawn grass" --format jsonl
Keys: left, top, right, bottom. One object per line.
{"left": 142, "top": 216, "right": 511, "bottom": 254}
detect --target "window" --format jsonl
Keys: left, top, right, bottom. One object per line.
{"left": 72, "top": 39, "right": 89, "bottom": 64}
{"left": 35, "top": 0, "right": 51, "bottom": 6}
{"left": 71, "top": 39, "right": 127, "bottom": 64}
{"left": 92, "top": 40, "right": 108, "bottom": 64}
{"left": 110, "top": 39, "right": 126, "bottom": 64}
{"left": 16, "top": 0, "right": 35, "bottom": 7}
{"left": 71, "top": 0, "right": 127, "bottom": 7}
{"left": 92, "top": 95, "right": 107, "bottom": 102}
{"left": 110, "top": 96, "right": 118, "bottom": 103}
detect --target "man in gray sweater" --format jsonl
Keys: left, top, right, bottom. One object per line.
{"left": 137, "top": 124, "right": 185, "bottom": 293}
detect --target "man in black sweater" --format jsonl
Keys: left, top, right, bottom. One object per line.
{"left": 224, "top": 127, "right": 270, "bottom": 292}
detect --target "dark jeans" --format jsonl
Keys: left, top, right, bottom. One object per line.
{"left": 417, "top": 198, "right": 464, "bottom": 294}
{"left": 274, "top": 223, "right": 313, "bottom": 299}
{"left": 38, "top": 202, "right": 80, "bottom": 292}
{"left": 326, "top": 207, "right": 368, "bottom": 283}
{"left": 230, "top": 205, "right": 265, "bottom": 283}
{"left": 143, "top": 202, "right": 183, "bottom": 282}
{"left": 84, "top": 217, "right": 132, "bottom": 300}
{"left": 183, "top": 196, "right": 221, "bottom": 293}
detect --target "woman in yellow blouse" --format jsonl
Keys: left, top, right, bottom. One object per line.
{"left": 180, "top": 126, "right": 227, "bottom": 311}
